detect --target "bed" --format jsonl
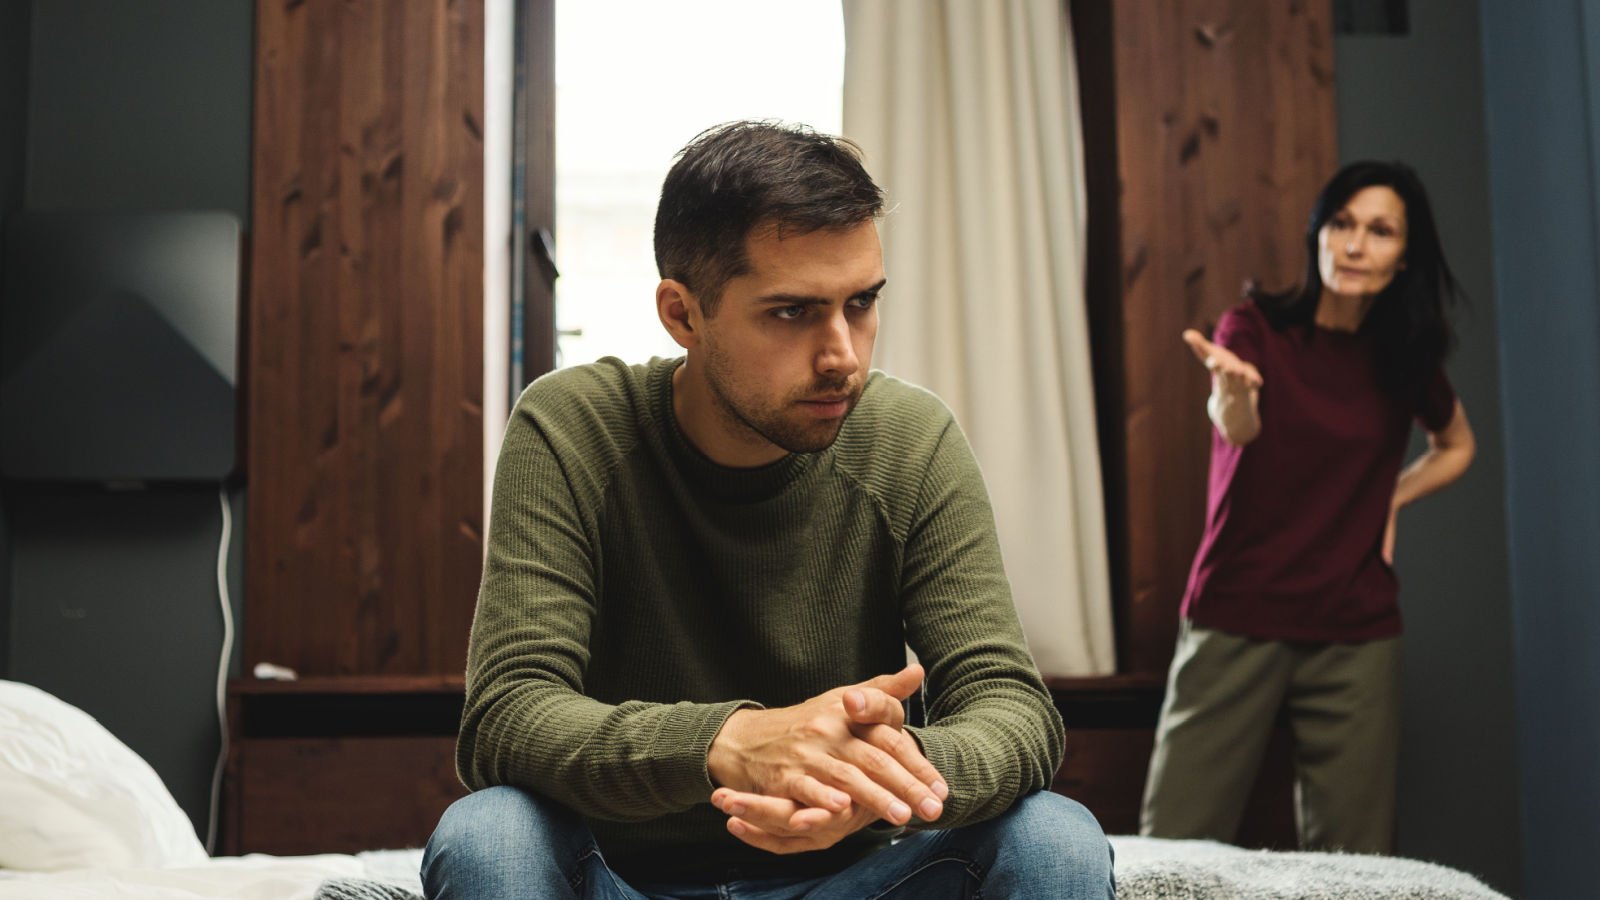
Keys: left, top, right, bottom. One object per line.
{"left": 0, "top": 843, "right": 1513, "bottom": 900}
{"left": 1, "top": 680, "right": 1509, "bottom": 899}
{"left": 0, "top": 851, "right": 418, "bottom": 900}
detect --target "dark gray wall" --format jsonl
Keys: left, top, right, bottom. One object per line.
{"left": 1480, "top": 2, "right": 1600, "bottom": 898}
{"left": 24, "top": 0, "right": 251, "bottom": 217}
{"left": 0, "top": 0, "right": 31, "bottom": 678}
{"left": 3, "top": 0, "right": 252, "bottom": 845}
{"left": 1333, "top": 4, "right": 1522, "bottom": 895}
{"left": 6, "top": 487, "right": 245, "bottom": 844}
{"left": 0, "top": 2, "right": 29, "bottom": 216}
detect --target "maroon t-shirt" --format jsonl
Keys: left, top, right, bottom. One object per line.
{"left": 1180, "top": 302, "right": 1457, "bottom": 641}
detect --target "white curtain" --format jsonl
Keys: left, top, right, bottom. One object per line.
{"left": 842, "top": 0, "right": 1115, "bottom": 675}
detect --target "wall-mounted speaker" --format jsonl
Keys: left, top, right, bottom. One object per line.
{"left": 1, "top": 211, "right": 239, "bottom": 482}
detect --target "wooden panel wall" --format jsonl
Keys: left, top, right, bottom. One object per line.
{"left": 1102, "top": 0, "right": 1338, "bottom": 673}
{"left": 246, "top": 0, "right": 485, "bottom": 676}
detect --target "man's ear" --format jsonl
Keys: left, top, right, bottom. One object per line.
{"left": 657, "top": 279, "right": 700, "bottom": 350}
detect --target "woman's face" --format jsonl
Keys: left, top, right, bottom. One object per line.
{"left": 1317, "top": 185, "right": 1408, "bottom": 299}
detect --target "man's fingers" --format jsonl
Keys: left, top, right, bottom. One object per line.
{"left": 727, "top": 813, "right": 864, "bottom": 855}
{"left": 843, "top": 686, "right": 906, "bottom": 730}
{"left": 820, "top": 738, "right": 947, "bottom": 826}
{"left": 727, "top": 816, "right": 799, "bottom": 854}
{"left": 858, "top": 722, "right": 948, "bottom": 803}
{"left": 712, "top": 789, "right": 808, "bottom": 835}
{"left": 790, "top": 774, "right": 851, "bottom": 813}
{"left": 857, "top": 663, "right": 924, "bottom": 701}
{"left": 843, "top": 734, "right": 944, "bottom": 823}
{"left": 726, "top": 811, "right": 854, "bottom": 855}
{"left": 712, "top": 785, "right": 857, "bottom": 838}
{"left": 820, "top": 757, "right": 913, "bottom": 826}
{"left": 787, "top": 804, "right": 844, "bottom": 832}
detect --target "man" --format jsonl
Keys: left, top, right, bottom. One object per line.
{"left": 422, "top": 121, "right": 1113, "bottom": 898}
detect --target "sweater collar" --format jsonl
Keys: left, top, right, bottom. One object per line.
{"left": 650, "top": 359, "right": 815, "bottom": 504}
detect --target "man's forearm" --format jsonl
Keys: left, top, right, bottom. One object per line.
{"left": 459, "top": 676, "right": 751, "bottom": 822}
{"left": 905, "top": 677, "right": 1064, "bottom": 829}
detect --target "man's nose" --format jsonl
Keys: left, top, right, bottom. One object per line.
{"left": 816, "top": 312, "right": 859, "bottom": 376}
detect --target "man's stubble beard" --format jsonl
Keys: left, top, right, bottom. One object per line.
{"left": 700, "top": 337, "right": 860, "bottom": 457}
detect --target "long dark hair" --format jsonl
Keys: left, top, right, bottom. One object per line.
{"left": 1251, "top": 160, "right": 1462, "bottom": 391}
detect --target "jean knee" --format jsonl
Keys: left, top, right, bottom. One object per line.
{"left": 1005, "top": 791, "right": 1102, "bottom": 833}
{"left": 423, "top": 786, "right": 586, "bottom": 898}
{"left": 433, "top": 786, "right": 561, "bottom": 842}
{"left": 993, "top": 792, "right": 1114, "bottom": 884}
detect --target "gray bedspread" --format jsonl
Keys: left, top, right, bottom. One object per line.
{"left": 1110, "top": 836, "right": 1509, "bottom": 899}
{"left": 318, "top": 838, "right": 1510, "bottom": 899}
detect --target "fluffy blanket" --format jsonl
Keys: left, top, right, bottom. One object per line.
{"left": 314, "top": 852, "right": 428, "bottom": 900}
{"left": 1109, "top": 836, "right": 1509, "bottom": 899}
{"left": 315, "top": 839, "right": 1510, "bottom": 900}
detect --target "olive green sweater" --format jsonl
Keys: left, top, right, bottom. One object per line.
{"left": 457, "top": 357, "right": 1063, "bottom": 883}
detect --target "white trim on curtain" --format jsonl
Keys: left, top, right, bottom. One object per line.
{"left": 843, "top": 0, "right": 1115, "bottom": 676}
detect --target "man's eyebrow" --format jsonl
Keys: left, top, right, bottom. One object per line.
{"left": 756, "top": 293, "right": 830, "bottom": 306}
{"left": 756, "top": 279, "right": 887, "bottom": 306}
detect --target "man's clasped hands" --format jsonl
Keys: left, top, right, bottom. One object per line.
{"left": 707, "top": 664, "right": 948, "bottom": 855}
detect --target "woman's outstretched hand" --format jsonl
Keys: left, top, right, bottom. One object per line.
{"left": 1182, "top": 329, "right": 1263, "bottom": 391}
{"left": 1184, "top": 329, "right": 1263, "bottom": 446}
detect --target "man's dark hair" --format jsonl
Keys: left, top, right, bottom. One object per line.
{"left": 653, "top": 120, "right": 885, "bottom": 315}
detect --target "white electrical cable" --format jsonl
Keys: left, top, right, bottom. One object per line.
{"left": 206, "top": 485, "right": 234, "bottom": 855}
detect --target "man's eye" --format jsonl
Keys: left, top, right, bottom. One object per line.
{"left": 773, "top": 305, "right": 805, "bottom": 320}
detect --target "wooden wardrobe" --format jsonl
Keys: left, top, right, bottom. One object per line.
{"left": 227, "top": 0, "right": 487, "bottom": 854}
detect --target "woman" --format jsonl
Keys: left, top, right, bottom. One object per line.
{"left": 1139, "top": 161, "right": 1476, "bottom": 853}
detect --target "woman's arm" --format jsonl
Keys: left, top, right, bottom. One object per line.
{"left": 1382, "top": 399, "right": 1476, "bottom": 562}
{"left": 1183, "top": 329, "right": 1263, "bottom": 445}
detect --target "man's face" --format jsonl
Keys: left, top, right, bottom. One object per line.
{"left": 691, "top": 220, "right": 884, "bottom": 462}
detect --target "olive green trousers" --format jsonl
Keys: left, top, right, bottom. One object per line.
{"left": 1140, "top": 620, "right": 1401, "bottom": 853}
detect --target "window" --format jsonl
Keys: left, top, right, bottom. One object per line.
{"left": 553, "top": 0, "right": 845, "bottom": 367}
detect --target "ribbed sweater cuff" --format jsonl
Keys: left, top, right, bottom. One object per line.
{"left": 903, "top": 723, "right": 953, "bottom": 794}
{"left": 654, "top": 699, "right": 762, "bottom": 808}
{"left": 903, "top": 724, "right": 1010, "bottom": 827}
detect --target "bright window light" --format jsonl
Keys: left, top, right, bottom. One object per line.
{"left": 554, "top": 0, "right": 845, "bottom": 368}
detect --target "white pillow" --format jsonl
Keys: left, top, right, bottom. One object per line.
{"left": 0, "top": 679, "right": 209, "bottom": 871}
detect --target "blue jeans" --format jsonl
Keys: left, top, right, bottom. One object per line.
{"left": 422, "top": 788, "right": 1113, "bottom": 899}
